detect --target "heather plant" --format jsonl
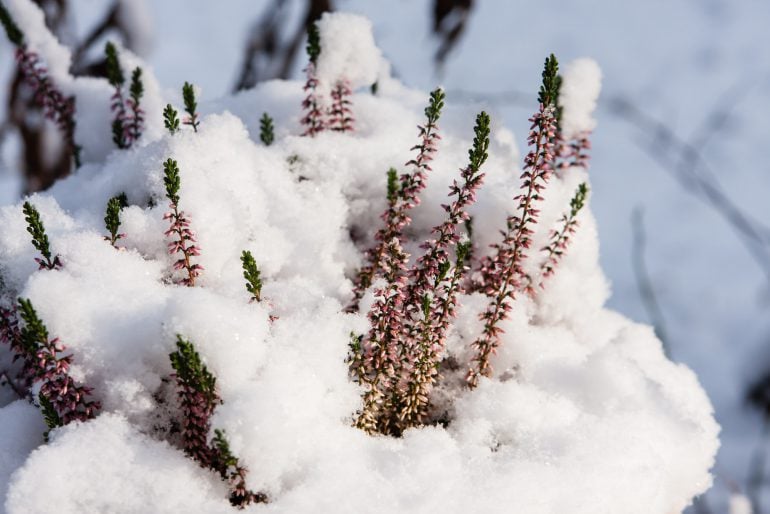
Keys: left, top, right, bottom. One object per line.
{"left": 240, "top": 250, "right": 263, "bottom": 302}
{"left": 467, "top": 55, "right": 560, "bottom": 388}
{"left": 164, "top": 104, "right": 180, "bottom": 134}
{"left": 17, "top": 297, "right": 100, "bottom": 426}
{"left": 170, "top": 335, "right": 264, "bottom": 507}
{"left": 212, "top": 429, "right": 267, "bottom": 507}
{"left": 397, "top": 112, "right": 489, "bottom": 428}
{"left": 182, "top": 82, "right": 200, "bottom": 132}
{"left": 169, "top": 335, "right": 219, "bottom": 467}
{"left": 23, "top": 201, "right": 62, "bottom": 270}
{"left": 539, "top": 183, "right": 589, "bottom": 287}
{"left": 1, "top": 4, "right": 80, "bottom": 166}
{"left": 328, "top": 79, "right": 354, "bottom": 132}
{"left": 349, "top": 88, "right": 445, "bottom": 309}
{"left": 163, "top": 158, "right": 203, "bottom": 286}
{"left": 104, "top": 195, "right": 126, "bottom": 248}
{"left": 300, "top": 23, "right": 324, "bottom": 136}
{"left": 259, "top": 112, "right": 274, "bottom": 145}
{"left": 105, "top": 42, "right": 145, "bottom": 149}
{"left": 0, "top": 302, "right": 33, "bottom": 392}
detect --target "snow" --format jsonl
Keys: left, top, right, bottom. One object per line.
{"left": 0, "top": 6, "right": 719, "bottom": 514}
{"left": 559, "top": 58, "right": 602, "bottom": 139}
{"left": 315, "top": 12, "right": 382, "bottom": 90}
{"left": 729, "top": 494, "right": 753, "bottom": 514}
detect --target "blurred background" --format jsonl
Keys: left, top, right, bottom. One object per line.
{"left": 1, "top": 1, "right": 770, "bottom": 511}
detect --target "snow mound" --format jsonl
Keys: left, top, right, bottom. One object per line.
{"left": 0, "top": 7, "right": 717, "bottom": 514}
{"left": 559, "top": 58, "right": 602, "bottom": 139}
{"left": 315, "top": 12, "right": 382, "bottom": 89}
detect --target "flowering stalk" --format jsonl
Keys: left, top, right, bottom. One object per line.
{"left": 23, "top": 201, "right": 62, "bottom": 270}
{"left": 301, "top": 24, "right": 324, "bottom": 136}
{"left": 467, "top": 55, "right": 560, "bottom": 388}
{"left": 348, "top": 89, "right": 445, "bottom": 310}
{"left": 240, "top": 250, "right": 262, "bottom": 302}
{"left": 557, "top": 132, "right": 591, "bottom": 171}
{"left": 162, "top": 158, "right": 203, "bottom": 286}
{"left": 164, "top": 104, "right": 180, "bottom": 134}
{"left": 182, "top": 82, "right": 200, "bottom": 132}
{"left": 169, "top": 334, "right": 219, "bottom": 467}
{"left": 104, "top": 195, "right": 126, "bottom": 248}
{"left": 212, "top": 429, "right": 267, "bottom": 507}
{"left": 4, "top": 5, "right": 81, "bottom": 167}
{"left": 539, "top": 183, "right": 588, "bottom": 287}
{"left": 260, "top": 113, "right": 274, "bottom": 145}
{"left": 398, "top": 112, "right": 489, "bottom": 426}
{"left": 18, "top": 297, "right": 100, "bottom": 426}
{"left": 328, "top": 79, "right": 354, "bottom": 132}
{"left": 355, "top": 237, "right": 409, "bottom": 435}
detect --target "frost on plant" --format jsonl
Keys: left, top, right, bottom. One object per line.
{"left": 163, "top": 158, "right": 203, "bottom": 286}
{"left": 300, "top": 23, "right": 324, "bottom": 137}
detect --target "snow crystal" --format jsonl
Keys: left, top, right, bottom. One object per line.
{"left": 559, "top": 58, "right": 602, "bottom": 139}
{"left": 315, "top": 12, "right": 382, "bottom": 90}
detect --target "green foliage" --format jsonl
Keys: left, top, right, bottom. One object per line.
{"left": 0, "top": 2, "right": 23, "bottom": 46}
{"left": 112, "top": 119, "right": 125, "bottom": 149}
{"left": 22, "top": 201, "right": 55, "bottom": 268}
{"left": 538, "top": 54, "right": 560, "bottom": 107}
{"left": 163, "top": 158, "right": 181, "bottom": 205}
{"left": 240, "top": 250, "right": 262, "bottom": 302}
{"left": 104, "top": 196, "right": 124, "bottom": 246}
{"left": 182, "top": 82, "right": 199, "bottom": 132}
{"left": 386, "top": 167, "right": 399, "bottom": 203}
{"left": 104, "top": 42, "right": 124, "bottom": 87}
{"left": 436, "top": 260, "right": 451, "bottom": 284}
{"left": 17, "top": 297, "right": 48, "bottom": 354}
{"left": 570, "top": 183, "right": 589, "bottom": 216}
{"left": 425, "top": 88, "right": 446, "bottom": 125}
{"left": 468, "top": 111, "right": 491, "bottom": 171}
{"left": 163, "top": 104, "right": 180, "bottom": 134}
{"left": 455, "top": 240, "right": 471, "bottom": 266}
{"left": 212, "top": 429, "right": 237, "bottom": 471}
{"left": 169, "top": 335, "right": 217, "bottom": 404}
{"left": 129, "top": 67, "right": 144, "bottom": 105}
{"left": 39, "top": 394, "right": 62, "bottom": 439}
{"left": 306, "top": 22, "right": 321, "bottom": 64}
{"left": 259, "top": 113, "right": 274, "bottom": 146}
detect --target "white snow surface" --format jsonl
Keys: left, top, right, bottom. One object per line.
{"left": 315, "top": 12, "right": 381, "bottom": 90}
{"left": 558, "top": 58, "right": 602, "bottom": 139}
{"left": 0, "top": 8, "right": 718, "bottom": 514}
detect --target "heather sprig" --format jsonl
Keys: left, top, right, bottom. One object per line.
{"left": 539, "top": 183, "right": 588, "bottom": 287}
{"left": 169, "top": 334, "right": 219, "bottom": 465}
{"left": 15, "top": 46, "right": 80, "bottom": 166}
{"left": 106, "top": 42, "right": 128, "bottom": 149}
{"left": 39, "top": 393, "right": 61, "bottom": 441}
{"left": 328, "top": 79, "right": 354, "bottom": 132}
{"left": 0, "top": 303, "right": 34, "bottom": 390}
{"left": 259, "top": 113, "right": 274, "bottom": 145}
{"left": 240, "top": 250, "right": 262, "bottom": 302}
{"left": 164, "top": 104, "right": 180, "bottom": 134}
{"left": 398, "top": 112, "right": 489, "bottom": 427}
{"left": 348, "top": 88, "right": 445, "bottom": 310}
{"left": 23, "top": 201, "right": 61, "bottom": 270}
{"left": 104, "top": 195, "right": 125, "bottom": 248}
{"left": 127, "top": 67, "right": 145, "bottom": 143}
{"left": 17, "top": 297, "right": 100, "bottom": 426}
{"left": 355, "top": 237, "right": 409, "bottom": 435}
{"left": 162, "top": 158, "right": 203, "bottom": 286}
{"left": 212, "top": 429, "right": 267, "bottom": 507}
{"left": 182, "top": 82, "right": 200, "bottom": 132}
{"left": 468, "top": 56, "right": 560, "bottom": 388}
{"left": 300, "top": 23, "right": 324, "bottom": 136}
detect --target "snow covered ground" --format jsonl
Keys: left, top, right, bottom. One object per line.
{"left": 1, "top": 0, "right": 769, "bottom": 512}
